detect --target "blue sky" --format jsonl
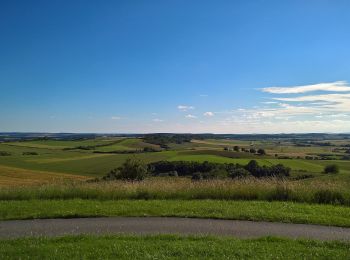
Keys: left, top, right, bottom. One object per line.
{"left": 1, "top": 0, "right": 350, "bottom": 133}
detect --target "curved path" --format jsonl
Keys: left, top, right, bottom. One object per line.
{"left": 1, "top": 217, "right": 350, "bottom": 241}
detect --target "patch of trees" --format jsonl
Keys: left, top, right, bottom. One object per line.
{"left": 94, "top": 147, "right": 159, "bottom": 154}
{"left": 342, "top": 155, "right": 350, "bottom": 160}
{"left": 148, "top": 160, "right": 290, "bottom": 179}
{"left": 102, "top": 159, "right": 291, "bottom": 182}
{"left": 103, "top": 158, "right": 148, "bottom": 181}
{"left": 244, "top": 160, "right": 290, "bottom": 178}
{"left": 257, "top": 148, "right": 266, "bottom": 155}
{"left": 0, "top": 151, "right": 11, "bottom": 156}
{"left": 22, "top": 152, "right": 38, "bottom": 155}
{"left": 224, "top": 146, "right": 241, "bottom": 152}
{"left": 224, "top": 146, "right": 266, "bottom": 156}
{"left": 143, "top": 134, "right": 192, "bottom": 147}
{"left": 324, "top": 164, "right": 339, "bottom": 174}
{"left": 64, "top": 139, "right": 129, "bottom": 151}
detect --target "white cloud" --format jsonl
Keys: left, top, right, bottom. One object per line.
{"left": 111, "top": 116, "right": 121, "bottom": 120}
{"left": 261, "top": 101, "right": 278, "bottom": 104}
{"left": 185, "top": 114, "right": 197, "bottom": 119}
{"left": 262, "top": 81, "right": 350, "bottom": 94}
{"left": 152, "top": 118, "right": 163, "bottom": 122}
{"left": 199, "top": 94, "right": 208, "bottom": 97}
{"left": 203, "top": 112, "right": 214, "bottom": 117}
{"left": 272, "top": 93, "right": 350, "bottom": 112}
{"left": 178, "top": 105, "right": 194, "bottom": 111}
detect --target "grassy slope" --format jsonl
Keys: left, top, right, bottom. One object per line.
{"left": 0, "top": 143, "right": 176, "bottom": 177}
{"left": 2, "top": 235, "right": 350, "bottom": 259}
{"left": 2, "top": 200, "right": 350, "bottom": 227}
{"left": 2, "top": 235, "right": 349, "bottom": 259}
{"left": 95, "top": 138, "right": 161, "bottom": 152}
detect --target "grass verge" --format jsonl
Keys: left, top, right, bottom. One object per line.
{"left": 1, "top": 234, "right": 350, "bottom": 259}
{"left": 2, "top": 199, "right": 350, "bottom": 227}
{"left": 1, "top": 178, "right": 350, "bottom": 206}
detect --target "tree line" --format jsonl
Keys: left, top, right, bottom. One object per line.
{"left": 103, "top": 159, "right": 291, "bottom": 181}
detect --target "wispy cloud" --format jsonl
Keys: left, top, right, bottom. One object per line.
{"left": 262, "top": 81, "right": 350, "bottom": 94}
{"left": 203, "top": 111, "right": 214, "bottom": 117}
{"left": 178, "top": 105, "right": 194, "bottom": 111}
{"left": 185, "top": 114, "right": 197, "bottom": 119}
{"left": 111, "top": 116, "right": 121, "bottom": 120}
{"left": 273, "top": 93, "right": 350, "bottom": 111}
{"left": 214, "top": 81, "right": 350, "bottom": 133}
{"left": 152, "top": 118, "right": 163, "bottom": 122}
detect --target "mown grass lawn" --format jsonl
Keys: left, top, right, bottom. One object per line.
{"left": 1, "top": 235, "right": 349, "bottom": 259}
{"left": 2, "top": 199, "right": 350, "bottom": 227}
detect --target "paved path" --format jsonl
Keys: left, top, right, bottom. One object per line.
{"left": 1, "top": 217, "right": 350, "bottom": 241}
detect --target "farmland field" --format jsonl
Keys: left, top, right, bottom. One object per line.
{"left": 1, "top": 135, "right": 350, "bottom": 180}
{"left": 1, "top": 134, "right": 350, "bottom": 260}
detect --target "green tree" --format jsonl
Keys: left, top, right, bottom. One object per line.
{"left": 105, "top": 158, "right": 148, "bottom": 181}
{"left": 324, "top": 164, "right": 339, "bottom": 174}
{"left": 257, "top": 148, "right": 266, "bottom": 155}
{"left": 229, "top": 168, "right": 250, "bottom": 179}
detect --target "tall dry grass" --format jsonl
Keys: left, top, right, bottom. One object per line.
{"left": 0, "top": 177, "right": 349, "bottom": 205}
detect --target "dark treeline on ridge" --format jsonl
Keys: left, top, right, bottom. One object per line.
{"left": 149, "top": 160, "right": 291, "bottom": 179}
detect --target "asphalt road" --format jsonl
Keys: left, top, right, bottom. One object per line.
{"left": 1, "top": 217, "right": 350, "bottom": 241}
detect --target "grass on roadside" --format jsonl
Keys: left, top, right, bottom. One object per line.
{"left": 2, "top": 199, "right": 350, "bottom": 227}
{"left": 1, "top": 234, "right": 350, "bottom": 259}
{"left": 1, "top": 178, "right": 350, "bottom": 206}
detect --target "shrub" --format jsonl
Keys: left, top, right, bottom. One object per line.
{"left": 22, "top": 152, "right": 38, "bottom": 155}
{"left": 104, "top": 158, "right": 148, "bottom": 181}
{"left": 245, "top": 160, "right": 259, "bottom": 173}
{"left": 202, "top": 168, "right": 228, "bottom": 180}
{"left": 0, "top": 151, "right": 11, "bottom": 156}
{"left": 158, "top": 171, "right": 178, "bottom": 177}
{"left": 313, "top": 190, "right": 345, "bottom": 204}
{"left": 324, "top": 164, "right": 339, "bottom": 174}
{"left": 249, "top": 148, "right": 256, "bottom": 154}
{"left": 143, "top": 147, "right": 158, "bottom": 152}
{"left": 245, "top": 160, "right": 290, "bottom": 178}
{"left": 229, "top": 168, "right": 250, "bottom": 179}
{"left": 191, "top": 172, "right": 203, "bottom": 181}
{"left": 257, "top": 149, "right": 266, "bottom": 155}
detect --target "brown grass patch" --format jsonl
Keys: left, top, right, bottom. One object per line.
{"left": 0, "top": 165, "right": 89, "bottom": 186}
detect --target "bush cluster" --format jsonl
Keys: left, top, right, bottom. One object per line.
{"left": 22, "top": 152, "right": 38, "bottom": 156}
{"left": 324, "top": 164, "right": 339, "bottom": 174}
{"left": 0, "top": 151, "right": 11, "bottom": 156}
{"left": 103, "top": 158, "right": 148, "bottom": 181}
{"left": 149, "top": 160, "right": 290, "bottom": 180}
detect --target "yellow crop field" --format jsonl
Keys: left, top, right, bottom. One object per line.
{"left": 0, "top": 165, "right": 89, "bottom": 186}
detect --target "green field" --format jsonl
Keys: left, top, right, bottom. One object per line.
{"left": 1, "top": 137, "right": 350, "bottom": 180}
